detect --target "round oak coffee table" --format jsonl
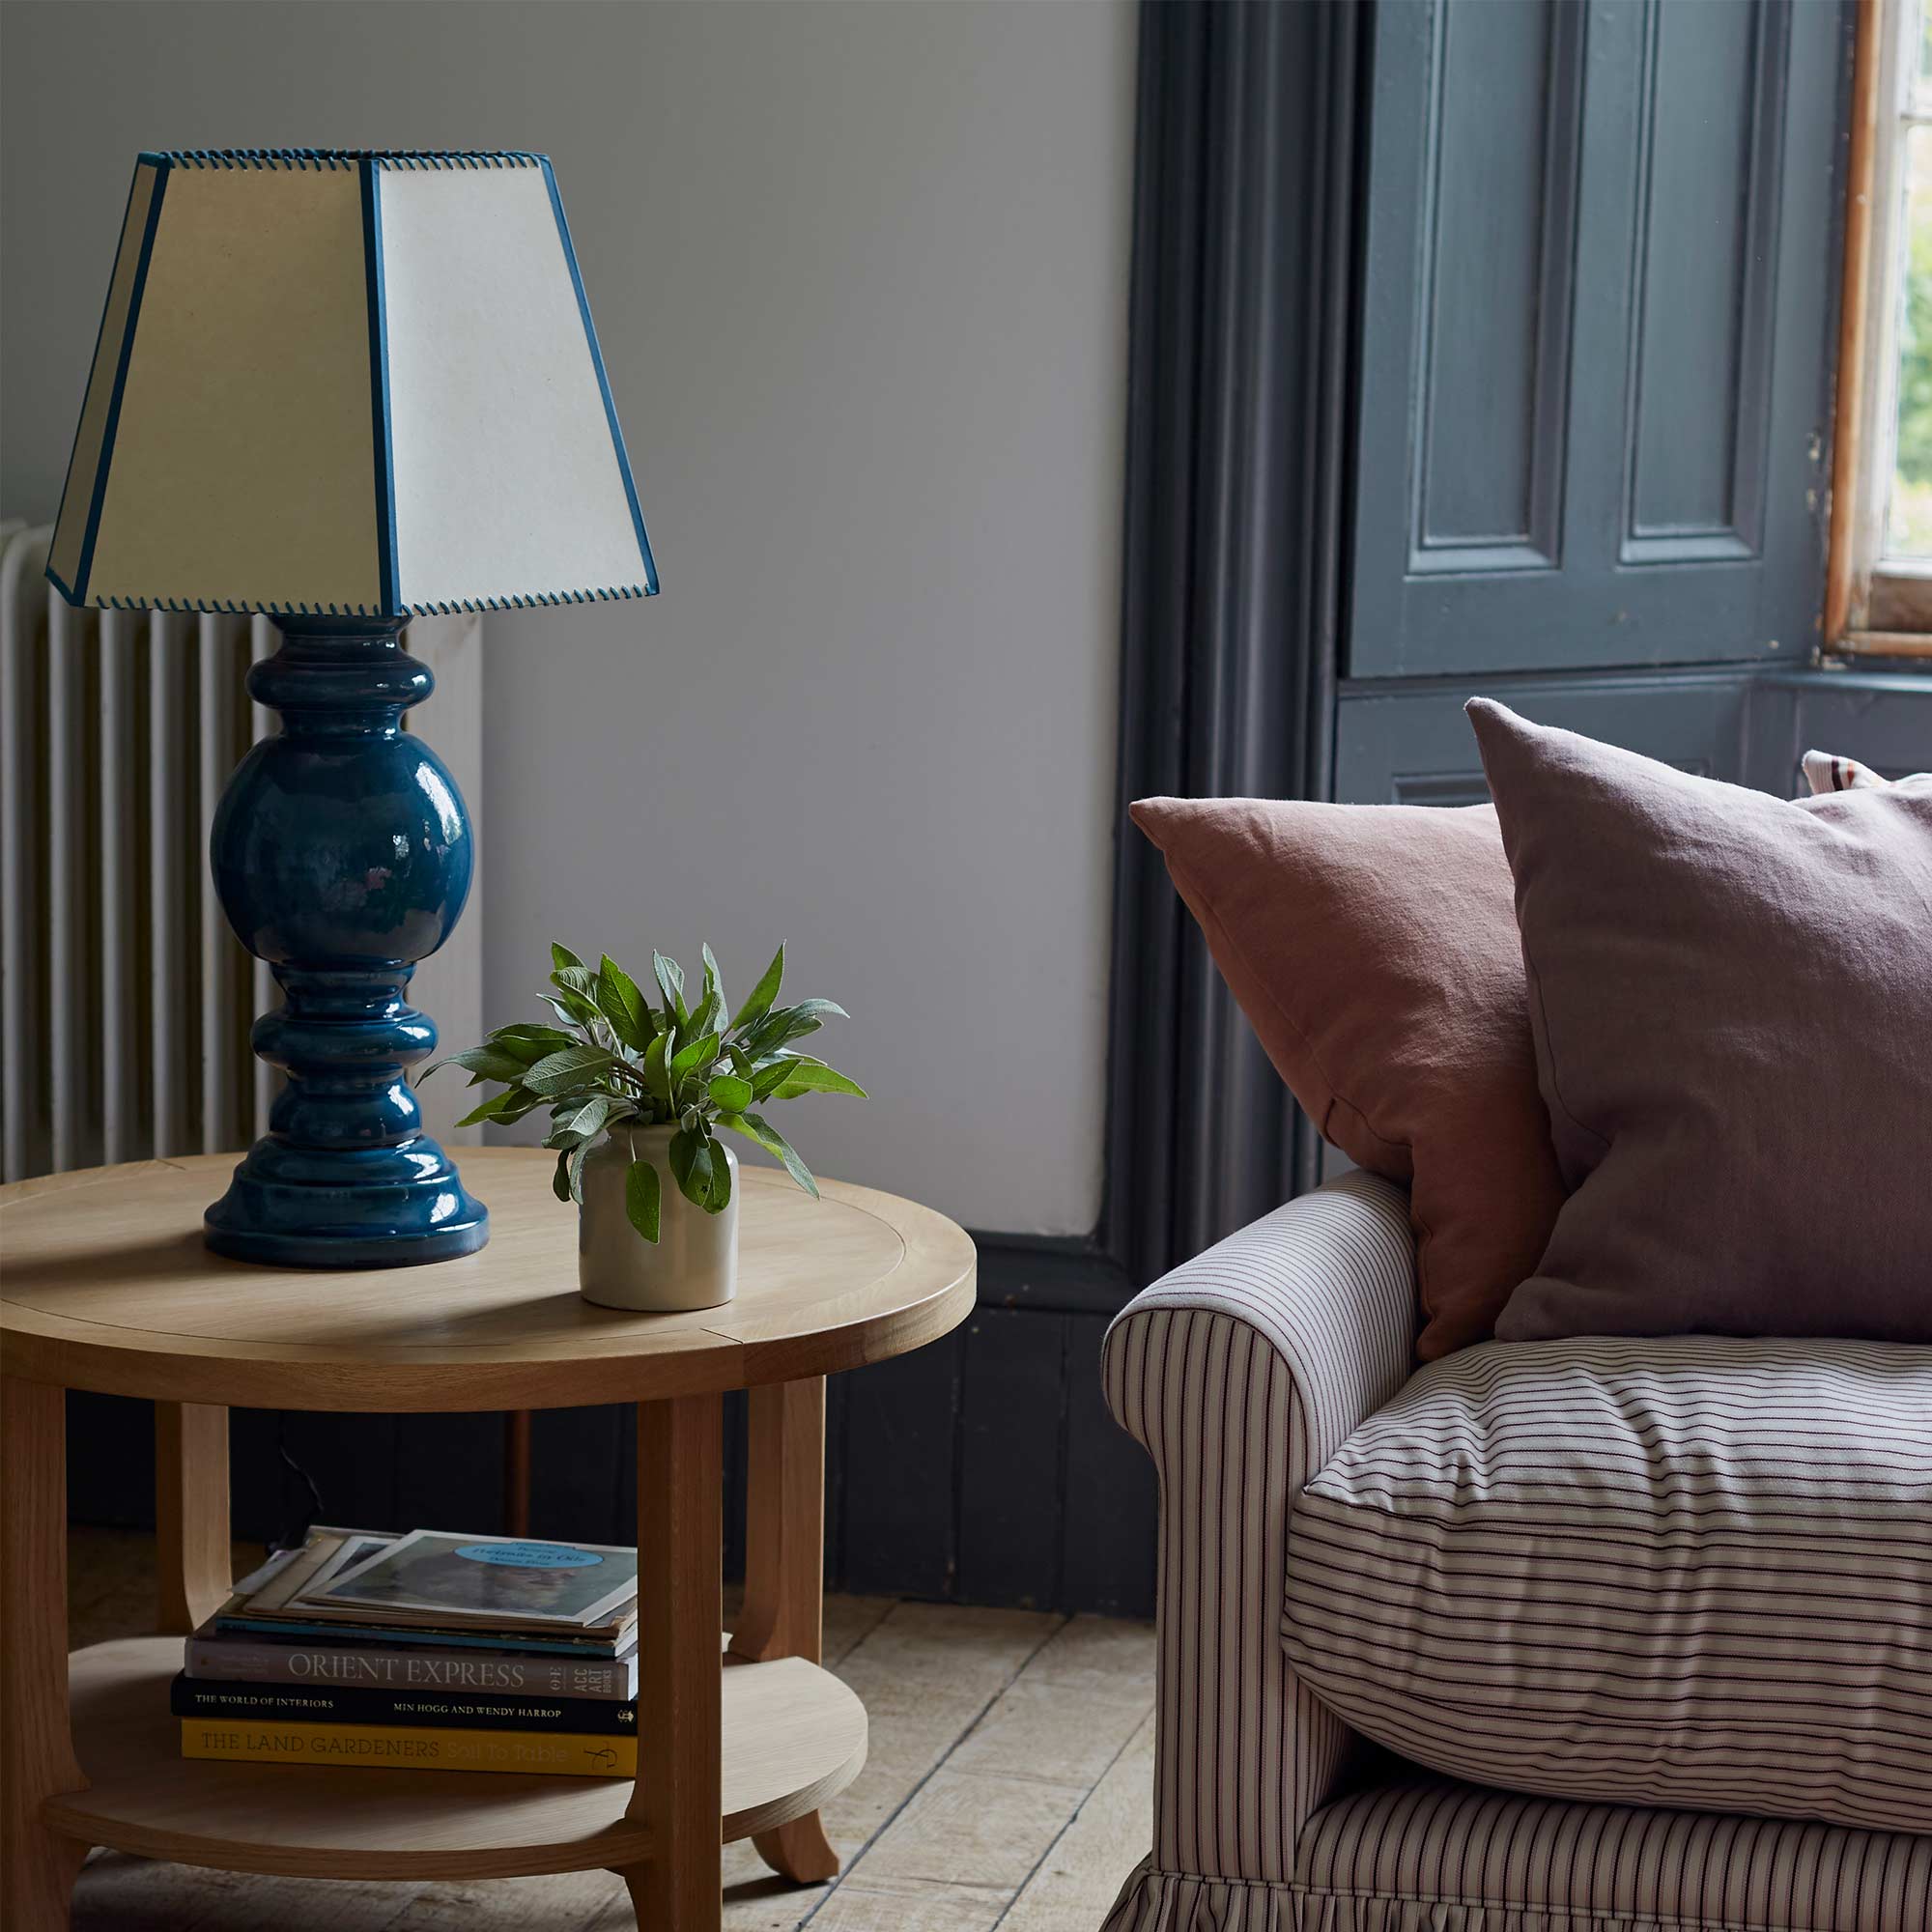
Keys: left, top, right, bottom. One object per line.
{"left": 0, "top": 1148, "right": 976, "bottom": 1931}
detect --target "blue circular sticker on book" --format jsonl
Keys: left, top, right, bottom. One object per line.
{"left": 452, "top": 1542, "right": 602, "bottom": 1570}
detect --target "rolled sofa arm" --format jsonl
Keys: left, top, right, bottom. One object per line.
{"left": 1101, "top": 1170, "right": 1415, "bottom": 1889}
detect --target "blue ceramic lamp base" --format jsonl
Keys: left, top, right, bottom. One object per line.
{"left": 202, "top": 617, "right": 488, "bottom": 1268}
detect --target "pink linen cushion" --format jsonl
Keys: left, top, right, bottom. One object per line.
{"left": 1467, "top": 698, "right": 1932, "bottom": 1343}
{"left": 1130, "top": 796, "right": 1565, "bottom": 1359}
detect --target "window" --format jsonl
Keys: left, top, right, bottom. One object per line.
{"left": 1833, "top": 0, "right": 1932, "bottom": 653}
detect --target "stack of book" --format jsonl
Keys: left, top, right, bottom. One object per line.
{"left": 176, "top": 1526, "right": 640, "bottom": 1777}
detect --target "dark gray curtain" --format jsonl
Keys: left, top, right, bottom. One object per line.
{"left": 1101, "top": 0, "right": 1363, "bottom": 1286}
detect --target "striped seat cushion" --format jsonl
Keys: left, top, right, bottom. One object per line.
{"left": 1282, "top": 1338, "right": 1932, "bottom": 1834}
{"left": 1295, "top": 1776, "right": 1932, "bottom": 1932}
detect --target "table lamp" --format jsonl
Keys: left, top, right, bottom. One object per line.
{"left": 45, "top": 150, "right": 657, "bottom": 1267}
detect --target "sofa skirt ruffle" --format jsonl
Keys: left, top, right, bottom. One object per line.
{"left": 1100, "top": 1864, "right": 1293, "bottom": 1932}
{"left": 1101, "top": 1862, "right": 1776, "bottom": 1932}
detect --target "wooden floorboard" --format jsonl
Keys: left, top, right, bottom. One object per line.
{"left": 63, "top": 1531, "right": 1153, "bottom": 1931}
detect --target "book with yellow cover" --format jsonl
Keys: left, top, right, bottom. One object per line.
{"left": 180, "top": 1718, "right": 635, "bottom": 1778}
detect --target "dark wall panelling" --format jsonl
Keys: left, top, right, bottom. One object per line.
{"left": 392, "top": 1414, "right": 504, "bottom": 1544}
{"left": 526, "top": 1404, "right": 625, "bottom": 1548}
{"left": 955, "top": 1309, "right": 1067, "bottom": 1608}
{"left": 229, "top": 1408, "right": 287, "bottom": 1547}
{"left": 1058, "top": 1314, "right": 1157, "bottom": 1615}
{"left": 1748, "top": 669, "right": 1932, "bottom": 791}
{"left": 67, "top": 1392, "right": 153, "bottom": 1528}
{"left": 835, "top": 1324, "right": 966, "bottom": 1600}
{"left": 1333, "top": 669, "right": 1756, "bottom": 805}
{"left": 283, "top": 1409, "right": 398, "bottom": 1536}
{"left": 1351, "top": 0, "right": 1847, "bottom": 679}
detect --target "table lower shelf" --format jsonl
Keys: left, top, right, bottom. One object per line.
{"left": 46, "top": 1637, "right": 867, "bottom": 1883}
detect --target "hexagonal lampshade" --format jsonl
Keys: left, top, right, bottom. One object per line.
{"left": 46, "top": 150, "right": 658, "bottom": 618}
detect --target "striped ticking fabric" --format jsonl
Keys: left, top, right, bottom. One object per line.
{"left": 1283, "top": 1337, "right": 1932, "bottom": 1836}
{"left": 1101, "top": 1172, "right": 1419, "bottom": 1888}
{"left": 1801, "top": 750, "right": 1909, "bottom": 792}
{"left": 1104, "top": 1777, "right": 1932, "bottom": 1930}
{"left": 1293, "top": 1776, "right": 1932, "bottom": 1932}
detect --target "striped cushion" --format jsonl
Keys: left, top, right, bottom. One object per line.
{"left": 1282, "top": 1337, "right": 1932, "bottom": 1834}
{"left": 1293, "top": 1776, "right": 1932, "bottom": 1931}
{"left": 1801, "top": 749, "right": 1926, "bottom": 791}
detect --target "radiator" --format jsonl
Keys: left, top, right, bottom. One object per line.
{"left": 0, "top": 519, "right": 485, "bottom": 1184}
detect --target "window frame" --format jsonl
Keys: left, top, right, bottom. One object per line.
{"left": 1831, "top": 0, "right": 1932, "bottom": 657}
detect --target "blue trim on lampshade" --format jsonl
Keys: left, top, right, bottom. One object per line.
{"left": 359, "top": 157, "right": 401, "bottom": 617}
{"left": 67, "top": 582, "right": 653, "bottom": 617}
{"left": 163, "top": 149, "right": 546, "bottom": 170}
{"left": 72, "top": 154, "right": 171, "bottom": 604}
{"left": 47, "top": 161, "right": 145, "bottom": 597}
{"left": 538, "top": 156, "right": 659, "bottom": 597}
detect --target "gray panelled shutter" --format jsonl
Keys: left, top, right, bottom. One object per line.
{"left": 1350, "top": 0, "right": 1848, "bottom": 679}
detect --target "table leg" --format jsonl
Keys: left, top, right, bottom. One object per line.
{"left": 2, "top": 1377, "right": 89, "bottom": 1930}
{"left": 155, "top": 1402, "right": 231, "bottom": 1634}
{"left": 502, "top": 1408, "right": 533, "bottom": 1537}
{"left": 730, "top": 1378, "right": 838, "bottom": 1885}
{"left": 620, "top": 1391, "right": 723, "bottom": 1931}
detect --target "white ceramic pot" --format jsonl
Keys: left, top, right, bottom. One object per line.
{"left": 577, "top": 1125, "right": 738, "bottom": 1313}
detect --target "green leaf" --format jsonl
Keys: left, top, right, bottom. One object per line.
{"left": 703, "top": 1141, "right": 733, "bottom": 1214}
{"left": 707, "top": 1071, "right": 753, "bottom": 1113}
{"left": 751, "top": 1057, "right": 801, "bottom": 1101}
{"left": 552, "top": 942, "right": 585, "bottom": 973}
{"left": 653, "top": 952, "right": 689, "bottom": 1025}
{"left": 687, "top": 984, "right": 720, "bottom": 1039}
{"left": 455, "top": 1086, "right": 527, "bottom": 1128}
{"left": 422, "top": 1044, "right": 525, "bottom": 1084}
{"left": 719, "top": 1110, "right": 820, "bottom": 1199}
{"left": 669, "top": 1030, "right": 722, "bottom": 1090}
{"left": 461, "top": 1046, "right": 531, "bottom": 1080}
{"left": 553, "top": 1149, "right": 573, "bottom": 1203}
{"left": 765, "top": 1012, "right": 823, "bottom": 1051}
{"left": 701, "top": 944, "right": 726, "bottom": 1025}
{"left": 788, "top": 998, "right": 849, "bottom": 1022}
{"left": 552, "top": 964, "right": 603, "bottom": 1002}
{"left": 770, "top": 1061, "right": 867, "bottom": 1100}
{"left": 685, "top": 1139, "right": 717, "bottom": 1208}
{"left": 668, "top": 1123, "right": 704, "bottom": 1200}
{"left": 543, "top": 989, "right": 602, "bottom": 1031}
{"left": 731, "top": 942, "right": 784, "bottom": 1031}
{"left": 491, "top": 1023, "right": 576, "bottom": 1065}
{"left": 555, "top": 1094, "right": 619, "bottom": 1140}
{"left": 625, "top": 1158, "right": 661, "bottom": 1242}
{"left": 596, "top": 955, "right": 650, "bottom": 1049}
{"left": 523, "top": 1044, "right": 617, "bottom": 1096}
{"left": 567, "top": 1141, "right": 592, "bottom": 1205}
{"left": 743, "top": 1111, "right": 819, "bottom": 1198}
{"left": 643, "top": 1030, "right": 672, "bottom": 1106}
{"left": 741, "top": 1002, "right": 831, "bottom": 1056}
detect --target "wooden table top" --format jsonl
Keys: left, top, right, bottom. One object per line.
{"left": 0, "top": 1149, "right": 976, "bottom": 1411}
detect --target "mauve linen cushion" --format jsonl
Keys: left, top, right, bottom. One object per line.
{"left": 1466, "top": 698, "right": 1932, "bottom": 1343}
{"left": 1130, "top": 797, "right": 1565, "bottom": 1359}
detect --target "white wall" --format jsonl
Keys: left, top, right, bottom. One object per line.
{"left": 1, "top": 0, "right": 1133, "bottom": 1235}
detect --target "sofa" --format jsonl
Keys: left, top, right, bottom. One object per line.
{"left": 1097, "top": 1172, "right": 1932, "bottom": 1932}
